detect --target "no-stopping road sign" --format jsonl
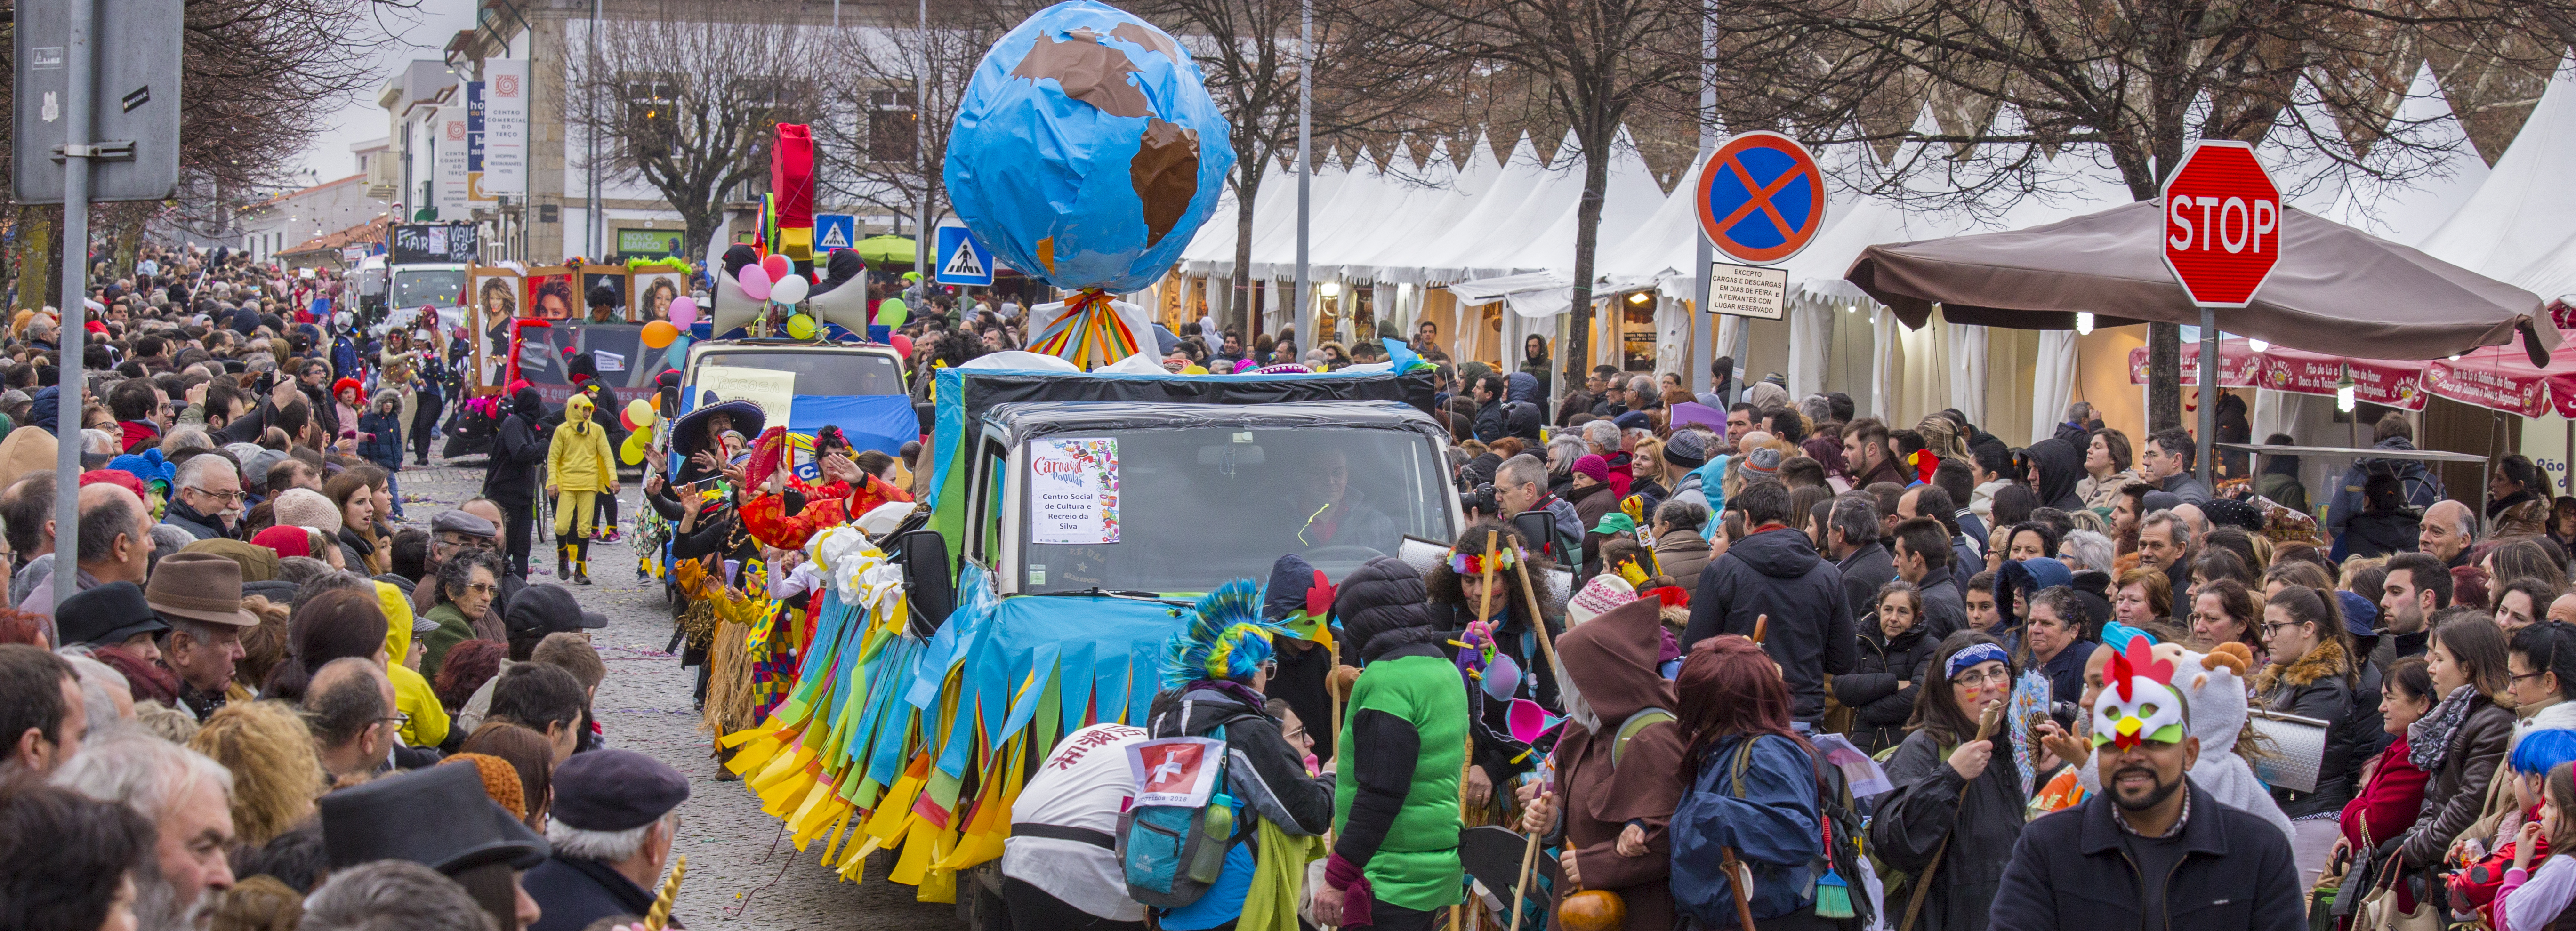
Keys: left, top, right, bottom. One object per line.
{"left": 1695, "top": 131, "right": 1827, "bottom": 265}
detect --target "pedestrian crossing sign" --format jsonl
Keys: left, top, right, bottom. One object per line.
{"left": 815, "top": 214, "right": 857, "bottom": 252}
{"left": 936, "top": 222, "right": 995, "bottom": 286}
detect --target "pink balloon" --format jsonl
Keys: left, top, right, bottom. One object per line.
{"left": 737, "top": 264, "right": 772, "bottom": 301}
{"left": 668, "top": 296, "right": 699, "bottom": 327}
{"left": 762, "top": 254, "right": 792, "bottom": 281}
{"left": 891, "top": 333, "right": 913, "bottom": 356}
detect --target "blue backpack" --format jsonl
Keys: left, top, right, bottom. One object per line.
{"left": 1115, "top": 698, "right": 1252, "bottom": 908}
{"left": 1672, "top": 736, "right": 1868, "bottom": 928}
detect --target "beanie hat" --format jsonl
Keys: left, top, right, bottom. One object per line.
{"left": 1572, "top": 454, "right": 1610, "bottom": 484}
{"left": 1662, "top": 430, "right": 1708, "bottom": 468}
{"left": 1744, "top": 447, "right": 1783, "bottom": 476}
{"left": 271, "top": 487, "right": 342, "bottom": 535}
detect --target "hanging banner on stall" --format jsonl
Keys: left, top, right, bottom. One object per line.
{"left": 1029, "top": 437, "right": 1120, "bottom": 545}
{"left": 1703, "top": 262, "right": 1788, "bottom": 320}
{"left": 1696, "top": 131, "right": 1827, "bottom": 265}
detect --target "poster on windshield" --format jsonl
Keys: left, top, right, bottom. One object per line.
{"left": 1030, "top": 438, "right": 1120, "bottom": 545}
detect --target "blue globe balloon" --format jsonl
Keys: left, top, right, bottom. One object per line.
{"left": 944, "top": 1, "right": 1235, "bottom": 294}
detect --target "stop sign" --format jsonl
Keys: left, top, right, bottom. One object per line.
{"left": 2161, "top": 140, "right": 2282, "bottom": 307}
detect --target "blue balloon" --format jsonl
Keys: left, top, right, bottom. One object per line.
{"left": 944, "top": 1, "right": 1235, "bottom": 293}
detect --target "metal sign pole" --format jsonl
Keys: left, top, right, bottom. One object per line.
{"left": 2198, "top": 305, "right": 2217, "bottom": 488}
{"left": 51, "top": 0, "right": 94, "bottom": 612}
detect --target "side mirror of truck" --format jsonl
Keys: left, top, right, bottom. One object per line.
{"left": 1512, "top": 510, "right": 1563, "bottom": 563}
{"left": 896, "top": 528, "right": 957, "bottom": 634}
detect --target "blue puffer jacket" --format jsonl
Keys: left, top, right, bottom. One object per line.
{"left": 357, "top": 408, "right": 405, "bottom": 470}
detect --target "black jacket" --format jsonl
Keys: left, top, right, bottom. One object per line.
{"left": 482, "top": 388, "right": 548, "bottom": 506}
{"left": 1682, "top": 526, "right": 1855, "bottom": 722}
{"left": 1916, "top": 564, "right": 1968, "bottom": 640}
{"left": 1874, "top": 728, "right": 2030, "bottom": 931}
{"left": 1834, "top": 621, "right": 1936, "bottom": 754}
{"left": 1837, "top": 542, "right": 1897, "bottom": 626}
{"left": 2255, "top": 643, "right": 2359, "bottom": 818}
{"left": 1991, "top": 779, "right": 2304, "bottom": 931}
{"left": 523, "top": 854, "right": 679, "bottom": 931}
{"left": 161, "top": 499, "right": 235, "bottom": 541}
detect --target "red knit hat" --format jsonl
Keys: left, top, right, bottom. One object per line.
{"left": 332, "top": 377, "right": 363, "bottom": 401}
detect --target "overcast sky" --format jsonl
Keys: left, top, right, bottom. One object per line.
{"left": 290, "top": 0, "right": 482, "bottom": 185}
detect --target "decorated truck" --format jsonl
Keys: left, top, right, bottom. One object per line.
{"left": 708, "top": 361, "right": 1458, "bottom": 920}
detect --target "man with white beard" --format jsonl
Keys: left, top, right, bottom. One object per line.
{"left": 54, "top": 730, "right": 237, "bottom": 931}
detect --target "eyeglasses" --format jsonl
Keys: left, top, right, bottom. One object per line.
{"left": 184, "top": 487, "right": 244, "bottom": 504}
{"left": 2261, "top": 621, "right": 2307, "bottom": 635}
{"left": 1951, "top": 668, "right": 2012, "bottom": 688}
{"left": 379, "top": 712, "right": 412, "bottom": 727}
{"left": 461, "top": 581, "right": 499, "bottom": 594}
{"left": 2511, "top": 670, "right": 2552, "bottom": 684}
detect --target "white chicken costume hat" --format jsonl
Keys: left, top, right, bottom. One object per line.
{"left": 2093, "top": 636, "right": 2188, "bottom": 751}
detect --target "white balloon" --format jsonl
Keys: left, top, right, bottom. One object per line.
{"left": 770, "top": 273, "right": 810, "bottom": 305}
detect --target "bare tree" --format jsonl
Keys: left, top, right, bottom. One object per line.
{"left": 1700, "top": 0, "right": 2568, "bottom": 429}
{"left": 3, "top": 0, "right": 412, "bottom": 305}
{"left": 564, "top": 9, "right": 823, "bottom": 256}
{"left": 1369, "top": 0, "right": 1699, "bottom": 389}
{"left": 809, "top": 2, "right": 1039, "bottom": 252}
{"left": 1136, "top": 0, "right": 1453, "bottom": 338}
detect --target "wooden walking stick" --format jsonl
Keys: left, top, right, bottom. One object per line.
{"left": 1506, "top": 789, "right": 1547, "bottom": 931}
{"left": 1457, "top": 531, "right": 1499, "bottom": 931}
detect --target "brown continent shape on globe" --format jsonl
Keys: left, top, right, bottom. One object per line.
{"left": 1131, "top": 118, "right": 1200, "bottom": 247}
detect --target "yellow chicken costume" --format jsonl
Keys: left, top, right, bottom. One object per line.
{"left": 547, "top": 393, "right": 617, "bottom": 584}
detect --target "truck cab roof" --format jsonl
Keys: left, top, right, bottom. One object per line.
{"left": 979, "top": 399, "right": 1444, "bottom": 446}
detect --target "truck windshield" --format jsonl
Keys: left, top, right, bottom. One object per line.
{"left": 690, "top": 350, "right": 905, "bottom": 396}
{"left": 1019, "top": 426, "right": 1452, "bottom": 594}
{"left": 391, "top": 270, "right": 466, "bottom": 308}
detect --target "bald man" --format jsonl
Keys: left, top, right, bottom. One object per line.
{"left": 24, "top": 482, "right": 153, "bottom": 616}
{"left": 306, "top": 657, "right": 397, "bottom": 783}
{"left": 2421, "top": 499, "right": 2475, "bottom": 567}
{"left": 2169, "top": 502, "right": 2210, "bottom": 538}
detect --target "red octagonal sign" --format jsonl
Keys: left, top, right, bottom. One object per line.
{"left": 2162, "top": 140, "right": 2282, "bottom": 308}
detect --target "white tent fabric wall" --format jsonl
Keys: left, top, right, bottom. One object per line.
{"left": 2421, "top": 54, "right": 2576, "bottom": 290}
{"left": 2321, "top": 61, "right": 2489, "bottom": 244}
{"left": 2031, "top": 330, "right": 2079, "bottom": 447}
{"left": 1786, "top": 301, "right": 1834, "bottom": 400}
{"left": 1950, "top": 323, "right": 1989, "bottom": 424}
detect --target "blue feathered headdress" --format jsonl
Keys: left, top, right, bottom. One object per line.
{"left": 1159, "top": 578, "right": 1289, "bottom": 688}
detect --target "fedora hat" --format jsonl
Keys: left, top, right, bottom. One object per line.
{"left": 320, "top": 764, "right": 548, "bottom": 874}
{"left": 146, "top": 551, "right": 257, "bottom": 627}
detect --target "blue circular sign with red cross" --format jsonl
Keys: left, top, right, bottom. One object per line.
{"left": 1696, "top": 131, "right": 1827, "bottom": 265}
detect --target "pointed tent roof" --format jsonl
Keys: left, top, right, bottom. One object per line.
{"left": 2419, "top": 55, "right": 2576, "bottom": 280}
{"left": 2323, "top": 61, "right": 2490, "bottom": 243}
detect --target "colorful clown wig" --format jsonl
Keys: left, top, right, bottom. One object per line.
{"left": 1159, "top": 578, "right": 1288, "bottom": 688}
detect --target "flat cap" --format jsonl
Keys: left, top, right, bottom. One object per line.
{"left": 551, "top": 749, "right": 689, "bottom": 832}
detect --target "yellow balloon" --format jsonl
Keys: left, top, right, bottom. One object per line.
{"left": 620, "top": 432, "right": 649, "bottom": 466}
{"left": 786, "top": 314, "right": 817, "bottom": 339}
{"left": 642, "top": 320, "right": 679, "bottom": 348}
{"left": 624, "top": 398, "right": 658, "bottom": 429}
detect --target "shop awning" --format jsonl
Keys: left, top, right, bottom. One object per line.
{"left": 2126, "top": 338, "right": 2259, "bottom": 388}
{"left": 2425, "top": 341, "right": 2576, "bottom": 418}
{"left": 1845, "top": 200, "right": 2560, "bottom": 364}
{"left": 2253, "top": 347, "right": 2430, "bottom": 411}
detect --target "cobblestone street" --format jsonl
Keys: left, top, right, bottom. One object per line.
{"left": 402, "top": 454, "right": 963, "bottom": 931}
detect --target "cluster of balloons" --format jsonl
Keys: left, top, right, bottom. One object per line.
{"left": 741, "top": 258, "right": 812, "bottom": 306}
{"left": 617, "top": 399, "right": 659, "bottom": 466}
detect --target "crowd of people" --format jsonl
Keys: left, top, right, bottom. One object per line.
{"left": 981, "top": 375, "right": 2576, "bottom": 931}
{"left": 0, "top": 243, "right": 699, "bottom": 931}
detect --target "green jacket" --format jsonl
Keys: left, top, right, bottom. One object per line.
{"left": 421, "top": 602, "right": 477, "bottom": 681}
{"left": 1330, "top": 643, "right": 1468, "bottom": 911}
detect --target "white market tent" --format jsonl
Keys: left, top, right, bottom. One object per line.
{"left": 2421, "top": 55, "right": 2576, "bottom": 300}
{"left": 2320, "top": 62, "right": 2490, "bottom": 245}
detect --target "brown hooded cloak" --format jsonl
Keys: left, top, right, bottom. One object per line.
{"left": 1546, "top": 597, "right": 1689, "bottom": 930}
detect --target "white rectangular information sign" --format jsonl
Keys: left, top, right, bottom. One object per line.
{"left": 1705, "top": 261, "right": 1789, "bottom": 320}
{"left": 1029, "top": 437, "right": 1120, "bottom": 545}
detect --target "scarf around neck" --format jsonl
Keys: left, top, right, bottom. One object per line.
{"left": 2409, "top": 684, "right": 2481, "bottom": 773}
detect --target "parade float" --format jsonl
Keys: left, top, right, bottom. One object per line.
{"left": 699, "top": 1, "right": 1460, "bottom": 914}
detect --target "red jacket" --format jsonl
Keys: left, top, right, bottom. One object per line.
{"left": 119, "top": 420, "right": 159, "bottom": 453}
{"left": 2343, "top": 735, "right": 2431, "bottom": 907}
